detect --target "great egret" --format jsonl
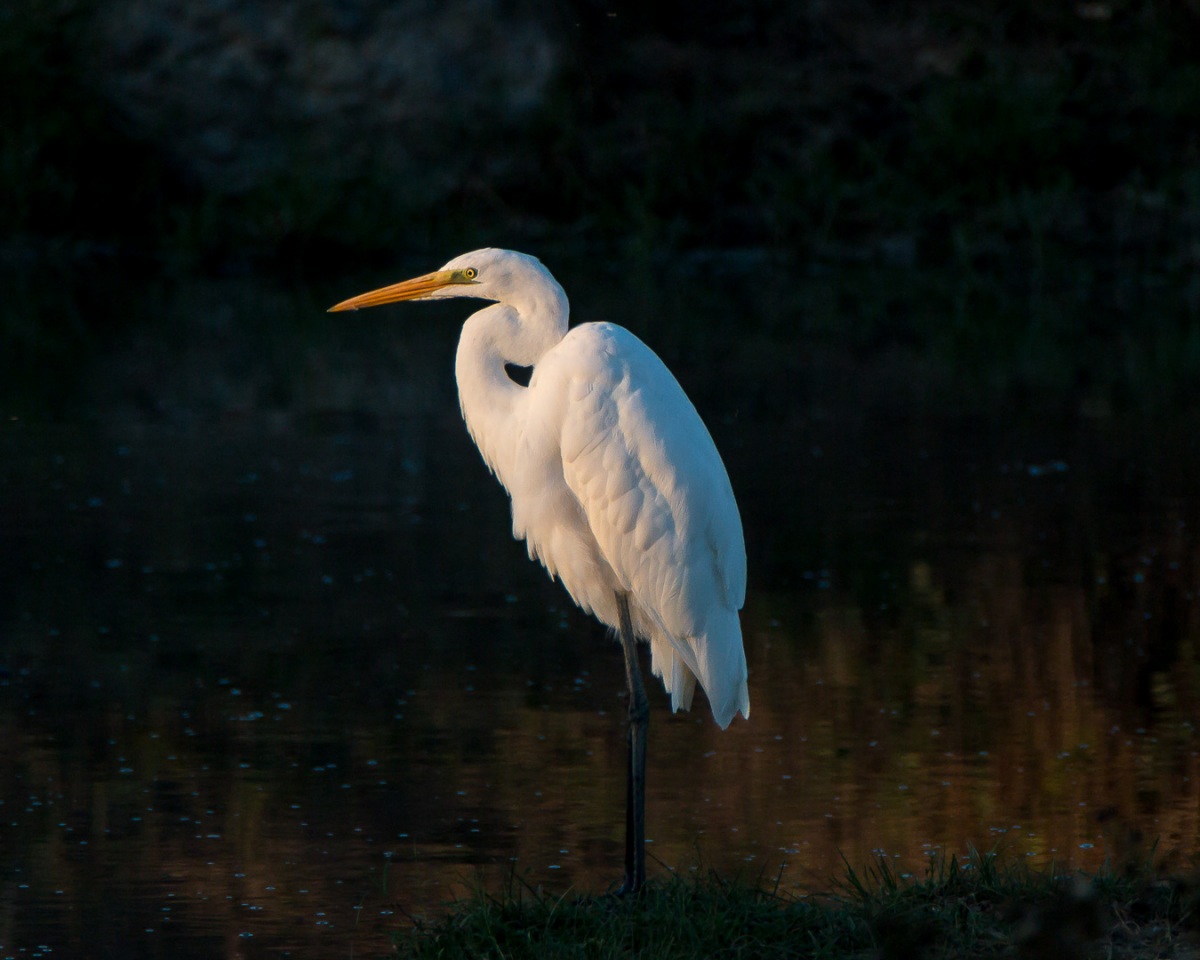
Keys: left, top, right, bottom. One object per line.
{"left": 329, "top": 248, "right": 749, "bottom": 893}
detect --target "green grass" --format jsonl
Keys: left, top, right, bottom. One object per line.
{"left": 392, "top": 853, "right": 1199, "bottom": 959}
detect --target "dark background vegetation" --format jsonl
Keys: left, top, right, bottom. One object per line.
{"left": 5, "top": 1, "right": 1198, "bottom": 265}
{"left": 1, "top": 0, "right": 1198, "bottom": 411}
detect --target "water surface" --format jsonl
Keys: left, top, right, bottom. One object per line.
{"left": 3, "top": 261, "right": 1199, "bottom": 957}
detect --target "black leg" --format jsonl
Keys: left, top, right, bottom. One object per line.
{"left": 616, "top": 591, "right": 648, "bottom": 894}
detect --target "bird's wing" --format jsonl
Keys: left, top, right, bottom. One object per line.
{"left": 517, "top": 322, "right": 747, "bottom": 722}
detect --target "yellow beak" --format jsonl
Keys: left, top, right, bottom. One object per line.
{"left": 327, "top": 269, "right": 478, "bottom": 312}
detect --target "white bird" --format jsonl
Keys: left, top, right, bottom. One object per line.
{"left": 329, "top": 248, "right": 749, "bottom": 893}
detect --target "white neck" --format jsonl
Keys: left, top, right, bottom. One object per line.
{"left": 454, "top": 281, "right": 569, "bottom": 489}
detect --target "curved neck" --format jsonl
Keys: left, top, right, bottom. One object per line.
{"left": 454, "top": 290, "right": 568, "bottom": 488}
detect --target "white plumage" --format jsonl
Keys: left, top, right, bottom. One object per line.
{"left": 329, "top": 248, "right": 749, "bottom": 889}
{"left": 440, "top": 249, "right": 748, "bottom": 728}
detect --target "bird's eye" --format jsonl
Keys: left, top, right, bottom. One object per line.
{"left": 464, "top": 268, "right": 477, "bottom": 279}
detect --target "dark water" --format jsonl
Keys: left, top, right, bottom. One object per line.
{"left": 3, "top": 261, "right": 1200, "bottom": 957}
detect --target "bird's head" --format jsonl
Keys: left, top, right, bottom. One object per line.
{"left": 328, "top": 248, "right": 547, "bottom": 312}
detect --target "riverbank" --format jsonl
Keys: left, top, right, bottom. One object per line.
{"left": 393, "top": 855, "right": 1194, "bottom": 959}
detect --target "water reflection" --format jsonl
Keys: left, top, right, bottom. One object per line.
{"left": 2, "top": 267, "right": 1199, "bottom": 957}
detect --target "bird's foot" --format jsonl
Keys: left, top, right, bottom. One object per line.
{"left": 613, "top": 874, "right": 645, "bottom": 899}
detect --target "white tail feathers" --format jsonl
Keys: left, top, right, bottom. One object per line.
{"left": 648, "top": 609, "right": 749, "bottom": 729}
{"left": 650, "top": 640, "right": 698, "bottom": 712}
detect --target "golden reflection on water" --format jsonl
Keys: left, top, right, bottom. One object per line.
{"left": 10, "top": 560, "right": 1196, "bottom": 960}
{"left": 8, "top": 493, "right": 1198, "bottom": 958}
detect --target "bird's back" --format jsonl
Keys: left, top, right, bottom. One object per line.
{"left": 511, "top": 322, "right": 749, "bottom": 728}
